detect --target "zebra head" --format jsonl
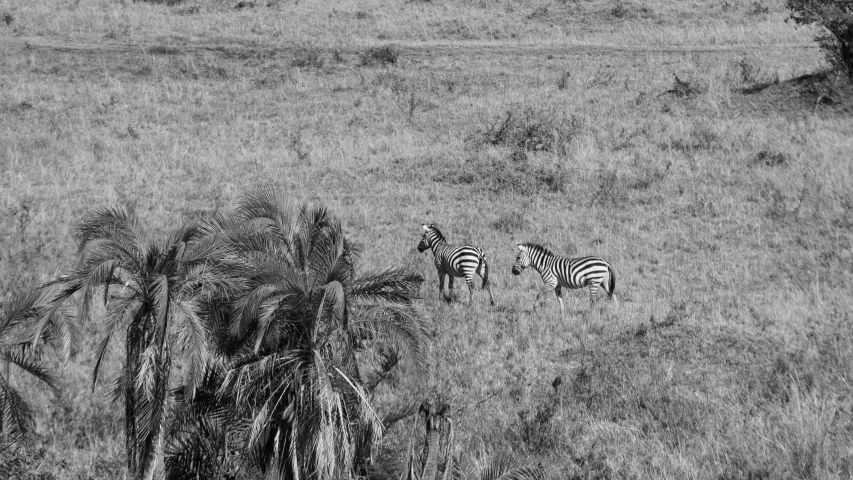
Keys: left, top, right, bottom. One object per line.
{"left": 512, "top": 244, "right": 530, "bottom": 275}
{"left": 417, "top": 224, "right": 438, "bottom": 252}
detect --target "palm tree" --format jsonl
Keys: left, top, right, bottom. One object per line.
{"left": 49, "top": 207, "right": 230, "bottom": 480}
{"left": 182, "top": 187, "right": 429, "bottom": 480}
{"left": 0, "top": 287, "right": 60, "bottom": 445}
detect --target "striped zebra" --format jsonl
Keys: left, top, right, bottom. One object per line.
{"left": 417, "top": 224, "right": 495, "bottom": 305}
{"left": 512, "top": 243, "right": 615, "bottom": 313}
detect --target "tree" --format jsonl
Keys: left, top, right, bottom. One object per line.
{"left": 0, "top": 288, "right": 60, "bottom": 445}
{"left": 49, "top": 207, "right": 229, "bottom": 480}
{"left": 788, "top": 0, "right": 853, "bottom": 78}
{"left": 169, "top": 187, "right": 429, "bottom": 480}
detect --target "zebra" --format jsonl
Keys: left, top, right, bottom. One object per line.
{"left": 417, "top": 224, "right": 495, "bottom": 305}
{"left": 511, "top": 242, "right": 615, "bottom": 313}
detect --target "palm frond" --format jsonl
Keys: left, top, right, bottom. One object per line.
{"left": 352, "top": 304, "right": 431, "bottom": 374}
{"left": 75, "top": 206, "right": 142, "bottom": 259}
{"left": 478, "top": 459, "right": 545, "bottom": 480}
{"left": 172, "top": 300, "right": 211, "bottom": 398}
{"left": 92, "top": 297, "right": 139, "bottom": 389}
{"left": 1, "top": 349, "right": 59, "bottom": 392}
{"left": 0, "top": 287, "right": 42, "bottom": 336}
{"left": 349, "top": 268, "right": 424, "bottom": 305}
{"left": 0, "top": 377, "right": 33, "bottom": 442}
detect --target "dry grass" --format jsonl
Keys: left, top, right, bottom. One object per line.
{"left": 2, "top": 0, "right": 853, "bottom": 478}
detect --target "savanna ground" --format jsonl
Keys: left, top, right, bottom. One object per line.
{"left": 2, "top": 0, "right": 853, "bottom": 477}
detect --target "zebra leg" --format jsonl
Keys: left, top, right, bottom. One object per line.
{"left": 588, "top": 283, "right": 599, "bottom": 305}
{"left": 555, "top": 286, "right": 565, "bottom": 316}
{"left": 438, "top": 271, "right": 447, "bottom": 302}
{"left": 446, "top": 275, "right": 454, "bottom": 303}
{"left": 532, "top": 286, "right": 552, "bottom": 312}
{"left": 485, "top": 282, "right": 496, "bottom": 306}
{"left": 464, "top": 275, "right": 477, "bottom": 305}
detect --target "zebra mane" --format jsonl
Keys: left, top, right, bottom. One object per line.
{"left": 521, "top": 243, "right": 556, "bottom": 257}
{"left": 427, "top": 224, "right": 446, "bottom": 243}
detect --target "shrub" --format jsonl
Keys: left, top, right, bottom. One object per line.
{"left": 0, "top": 443, "right": 54, "bottom": 480}
{"left": 787, "top": 0, "right": 853, "bottom": 78}
{"left": 611, "top": 1, "right": 630, "bottom": 18}
{"left": 481, "top": 107, "right": 582, "bottom": 154}
{"left": 360, "top": 45, "right": 399, "bottom": 67}
{"left": 290, "top": 45, "right": 324, "bottom": 69}
{"left": 590, "top": 168, "right": 627, "bottom": 207}
{"left": 660, "top": 73, "right": 702, "bottom": 98}
{"left": 750, "top": 1, "right": 770, "bottom": 15}
{"left": 752, "top": 150, "right": 789, "bottom": 167}
{"left": 557, "top": 71, "right": 572, "bottom": 90}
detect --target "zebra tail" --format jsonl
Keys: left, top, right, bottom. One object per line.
{"left": 608, "top": 265, "right": 616, "bottom": 298}
{"left": 482, "top": 254, "right": 489, "bottom": 289}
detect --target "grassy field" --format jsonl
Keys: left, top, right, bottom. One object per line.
{"left": 2, "top": 0, "right": 853, "bottom": 478}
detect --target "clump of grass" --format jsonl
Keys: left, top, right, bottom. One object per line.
{"left": 666, "top": 121, "right": 720, "bottom": 152}
{"left": 628, "top": 158, "right": 670, "bottom": 190}
{"left": 556, "top": 71, "right": 572, "bottom": 90}
{"left": 2, "top": 12, "right": 13, "bottom": 26}
{"left": 434, "top": 153, "right": 568, "bottom": 194}
{"left": 146, "top": 45, "right": 181, "bottom": 55}
{"left": 480, "top": 107, "right": 582, "bottom": 154}
{"left": 735, "top": 56, "right": 763, "bottom": 85}
{"left": 0, "top": 442, "right": 44, "bottom": 480}
{"left": 590, "top": 168, "right": 627, "bottom": 207}
{"left": 176, "top": 5, "right": 200, "bottom": 14}
{"left": 512, "top": 399, "right": 561, "bottom": 451}
{"left": 659, "top": 74, "right": 702, "bottom": 98}
{"left": 749, "top": 1, "right": 769, "bottom": 15}
{"left": 751, "top": 150, "right": 789, "bottom": 167}
{"left": 492, "top": 211, "right": 526, "bottom": 233}
{"left": 360, "top": 45, "right": 399, "bottom": 67}
{"left": 528, "top": 6, "right": 549, "bottom": 19}
{"left": 611, "top": 1, "right": 631, "bottom": 18}
{"left": 610, "top": 1, "right": 655, "bottom": 19}
{"left": 291, "top": 45, "right": 324, "bottom": 69}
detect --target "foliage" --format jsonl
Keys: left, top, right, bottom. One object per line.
{"left": 373, "top": 396, "right": 545, "bottom": 480}
{"left": 164, "top": 187, "right": 429, "bottom": 479}
{"left": 787, "top": 0, "right": 853, "bottom": 78}
{"left": 360, "top": 45, "right": 399, "bottom": 67}
{"left": 47, "top": 208, "right": 230, "bottom": 480}
{"left": 0, "top": 288, "right": 60, "bottom": 445}
{"left": 480, "top": 108, "right": 581, "bottom": 154}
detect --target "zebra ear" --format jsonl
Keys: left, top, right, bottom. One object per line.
{"left": 517, "top": 244, "right": 524, "bottom": 250}
{"left": 422, "top": 224, "right": 430, "bottom": 231}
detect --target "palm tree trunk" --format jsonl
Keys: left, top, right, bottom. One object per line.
{"left": 2, "top": 359, "right": 8, "bottom": 444}
{"left": 421, "top": 427, "right": 441, "bottom": 480}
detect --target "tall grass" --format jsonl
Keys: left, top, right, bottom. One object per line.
{"left": 1, "top": 0, "right": 852, "bottom": 477}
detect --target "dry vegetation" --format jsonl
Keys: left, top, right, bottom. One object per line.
{"left": 1, "top": 0, "right": 853, "bottom": 478}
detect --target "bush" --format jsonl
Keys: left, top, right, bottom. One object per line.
{"left": 480, "top": 107, "right": 582, "bottom": 154}
{"left": 787, "top": 0, "right": 853, "bottom": 78}
{"left": 360, "top": 45, "right": 399, "bottom": 67}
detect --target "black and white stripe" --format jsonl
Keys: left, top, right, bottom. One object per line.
{"left": 417, "top": 224, "right": 495, "bottom": 305}
{"left": 512, "top": 242, "right": 615, "bottom": 312}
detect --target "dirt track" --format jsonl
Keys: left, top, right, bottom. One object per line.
{"left": 0, "top": 35, "right": 818, "bottom": 61}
